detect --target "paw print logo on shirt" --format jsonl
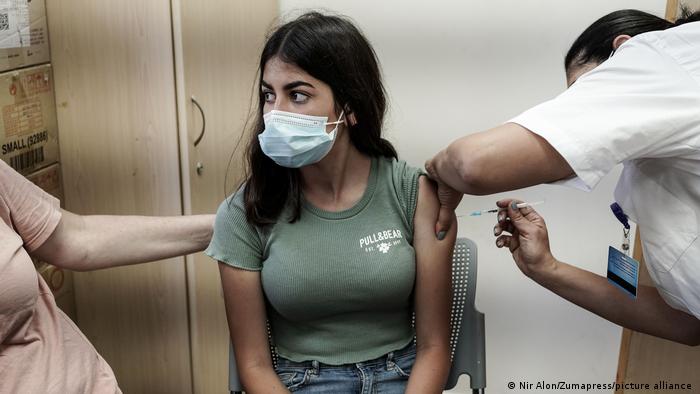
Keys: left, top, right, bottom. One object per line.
{"left": 359, "top": 229, "right": 404, "bottom": 254}
{"left": 378, "top": 242, "right": 391, "bottom": 254}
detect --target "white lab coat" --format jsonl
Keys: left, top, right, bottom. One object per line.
{"left": 510, "top": 22, "right": 700, "bottom": 319}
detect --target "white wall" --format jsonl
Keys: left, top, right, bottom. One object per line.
{"left": 279, "top": 1, "right": 665, "bottom": 392}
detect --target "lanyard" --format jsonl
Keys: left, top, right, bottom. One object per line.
{"left": 610, "top": 202, "right": 631, "bottom": 255}
{"left": 608, "top": 202, "right": 639, "bottom": 298}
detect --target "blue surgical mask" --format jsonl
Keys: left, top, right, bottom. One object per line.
{"left": 258, "top": 109, "right": 345, "bottom": 168}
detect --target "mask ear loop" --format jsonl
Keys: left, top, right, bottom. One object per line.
{"left": 326, "top": 110, "right": 345, "bottom": 126}
{"left": 324, "top": 110, "right": 345, "bottom": 151}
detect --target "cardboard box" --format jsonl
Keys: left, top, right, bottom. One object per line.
{"left": 0, "top": 63, "right": 58, "bottom": 175}
{"left": 25, "top": 163, "right": 76, "bottom": 319}
{"left": 0, "top": 0, "right": 50, "bottom": 73}
{"left": 25, "top": 160, "right": 61, "bottom": 199}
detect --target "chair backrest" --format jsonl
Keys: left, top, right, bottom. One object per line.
{"left": 229, "top": 343, "right": 241, "bottom": 393}
{"left": 229, "top": 237, "right": 486, "bottom": 393}
{"left": 445, "top": 237, "right": 486, "bottom": 391}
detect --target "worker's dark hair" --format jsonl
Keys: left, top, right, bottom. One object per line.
{"left": 565, "top": 6, "right": 700, "bottom": 72}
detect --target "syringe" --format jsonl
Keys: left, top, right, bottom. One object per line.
{"left": 459, "top": 200, "right": 545, "bottom": 217}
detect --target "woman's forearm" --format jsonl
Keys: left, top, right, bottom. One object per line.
{"left": 80, "top": 213, "right": 215, "bottom": 269}
{"left": 36, "top": 210, "right": 214, "bottom": 270}
{"left": 532, "top": 259, "right": 700, "bottom": 346}
{"left": 405, "top": 345, "right": 450, "bottom": 394}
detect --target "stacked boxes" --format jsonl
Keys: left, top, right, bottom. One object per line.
{"left": 0, "top": 0, "right": 73, "bottom": 318}
{"left": 0, "top": 64, "right": 58, "bottom": 174}
{"left": 0, "top": 0, "right": 50, "bottom": 73}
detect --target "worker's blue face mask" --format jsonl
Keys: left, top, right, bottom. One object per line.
{"left": 258, "top": 109, "right": 345, "bottom": 168}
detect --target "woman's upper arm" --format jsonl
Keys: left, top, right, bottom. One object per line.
{"left": 31, "top": 209, "right": 85, "bottom": 269}
{"left": 412, "top": 176, "right": 456, "bottom": 347}
{"left": 218, "top": 262, "right": 276, "bottom": 376}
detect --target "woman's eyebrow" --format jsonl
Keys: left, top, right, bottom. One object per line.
{"left": 261, "top": 80, "right": 315, "bottom": 90}
{"left": 284, "top": 81, "right": 315, "bottom": 90}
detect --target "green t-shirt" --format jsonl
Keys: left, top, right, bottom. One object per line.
{"left": 205, "top": 156, "right": 425, "bottom": 365}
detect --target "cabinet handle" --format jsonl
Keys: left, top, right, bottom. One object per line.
{"left": 191, "top": 96, "right": 206, "bottom": 147}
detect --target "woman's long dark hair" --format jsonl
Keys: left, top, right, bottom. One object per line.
{"left": 565, "top": 7, "right": 700, "bottom": 73}
{"left": 241, "top": 12, "right": 397, "bottom": 226}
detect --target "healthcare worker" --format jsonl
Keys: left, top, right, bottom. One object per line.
{"left": 425, "top": 8, "right": 700, "bottom": 345}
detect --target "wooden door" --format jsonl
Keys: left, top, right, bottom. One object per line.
{"left": 172, "top": 0, "right": 278, "bottom": 392}
{"left": 46, "top": 1, "right": 193, "bottom": 392}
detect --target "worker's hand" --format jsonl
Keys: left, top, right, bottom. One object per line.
{"left": 493, "top": 198, "right": 558, "bottom": 278}
{"left": 425, "top": 154, "right": 463, "bottom": 240}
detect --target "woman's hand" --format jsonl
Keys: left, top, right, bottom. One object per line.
{"left": 493, "top": 198, "right": 558, "bottom": 278}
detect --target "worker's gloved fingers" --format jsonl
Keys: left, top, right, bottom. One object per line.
{"left": 494, "top": 220, "right": 515, "bottom": 236}
{"left": 497, "top": 208, "right": 507, "bottom": 223}
{"left": 495, "top": 233, "right": 520, "bottom": 252}
{"left": 495, "top": 234, "right": 511, "bottom": 248}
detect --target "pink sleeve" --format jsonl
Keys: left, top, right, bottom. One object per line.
{"left": 0, "top": 160, "right": 62, "bottom": 252}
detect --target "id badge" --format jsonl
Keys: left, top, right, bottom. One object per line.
{"left": 607, "top": 246, "right": 639, "bottom": 298}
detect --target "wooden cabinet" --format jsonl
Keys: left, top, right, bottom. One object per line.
{"left": 46, "top": 0, "right": 277, "bottom": 391}
{"left": 47, "top": 1, "right": 192, "bottom": 392}
{"left": 173, "top": 0, "right": 276, "bottom": 392}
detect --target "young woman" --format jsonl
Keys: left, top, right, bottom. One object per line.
{"left": 206, "top": 12, "right": 456, "bottom": 394}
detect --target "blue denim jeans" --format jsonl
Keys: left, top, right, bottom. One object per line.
{"left": 274, "top": 341, "right": 416, "bottom": 393}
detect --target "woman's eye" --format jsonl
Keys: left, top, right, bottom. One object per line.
{"left": 291, "top": 92, "right": 309, "bottom": 103}
{"left": 263, "top": 92, "right": 275, "bottom": 102}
